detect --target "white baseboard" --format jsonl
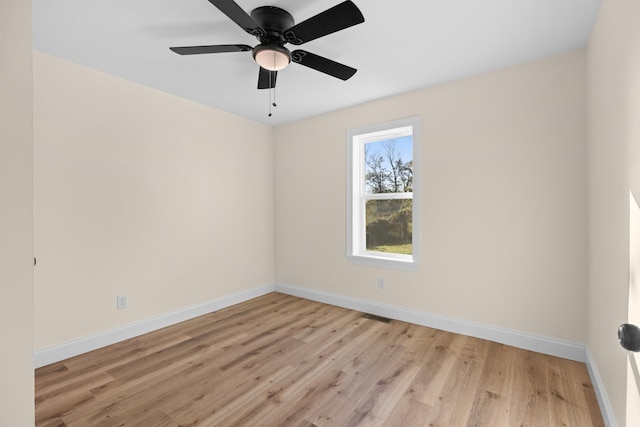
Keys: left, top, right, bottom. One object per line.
{"left": 33, "top": 283, "right": 275, "bottom": 368}
{"left": 275, "top": 282, "right": 587, "bottom": 362}
{"left": 585, "top": 348, "right": 618, "bottom": 427}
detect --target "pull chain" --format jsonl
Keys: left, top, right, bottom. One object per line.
{"left": 272, "top": 82, "right": 277, "bottom": 108}
{"left": 267, "top": 51, "right": 278, "bottom": 117}
{"left": 268, "top": 67, "right": 277, "bottom": 117}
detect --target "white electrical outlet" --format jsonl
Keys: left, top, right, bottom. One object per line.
{"left": 117, "top": 294, "right": 127, "bottom": 310}
{"left": 377, "top": 277, "right": 384, "bottom": 289}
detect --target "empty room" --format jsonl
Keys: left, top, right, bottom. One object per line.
{"left": 3, "top": 0, "right": 640, "bottom": 425}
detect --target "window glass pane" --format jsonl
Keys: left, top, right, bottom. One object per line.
{"left": 364, "top": 136, "right": 413, "bottom": 194}
{"left": 365, "top": 199, "right": 412, "bottom": 254}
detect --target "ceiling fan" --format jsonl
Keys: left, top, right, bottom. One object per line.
{"left": 170, "top": 0, "right": 365, "bottom": 90}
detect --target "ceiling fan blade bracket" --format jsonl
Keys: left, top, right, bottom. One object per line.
{"left": 291, "top": 50, "right": 306, "bottom": 63}
{"left": 208, "top": 0, "right": 265, "bottom": 38}
{"left": 248, "top": 28, "right": 265, "bottom": 38}
{"left": 284, "top": 0, "right": 364, "bottom": 45}
{"left": 284, "top": 30, "right": 303, "bottom": 45}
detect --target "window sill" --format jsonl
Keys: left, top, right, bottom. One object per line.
{"left": 345, "top": 253, "right": 420, "bottom": 271}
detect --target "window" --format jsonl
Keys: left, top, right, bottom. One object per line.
{"left": 346, "top": 117, "right": 420, "bottom": 270}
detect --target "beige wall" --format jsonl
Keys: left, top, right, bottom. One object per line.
{"left": 0, "top": 0, "right": 34, "bottom": 424}
{"left": 587, "top": 0, "right": 640, "bottom": 424}
{"left": 275, "top": 50, "right": 587, "bottom": 343}
{"left": 33, "top": 52, "right": 275, "bottom": 349}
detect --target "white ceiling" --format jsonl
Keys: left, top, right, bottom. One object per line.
{"left": 33, "top": 0, "right": 602, "bottom": 126}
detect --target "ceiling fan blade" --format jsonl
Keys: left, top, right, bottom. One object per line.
{"left": 291, "top": 50, "right": 357, "bottom": 81}
{"left": 208, "top": 0, "right": 265, "bottom": 37}
{"left": 170, "top": 44, "right": 253, "bottom": 55}
{"left": 258, "top": 67, "right": 277, "bottom": 89}
{"left": 284, "top": 1, "right": 364, "bottom": 45}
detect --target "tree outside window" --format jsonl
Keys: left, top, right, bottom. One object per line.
{"left": 364, "top": 137, "right": 413, "bottom": 255}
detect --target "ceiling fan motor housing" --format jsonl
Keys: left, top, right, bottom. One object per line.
{"left": 250, "top": 6, "right": 294, "bottom": 43}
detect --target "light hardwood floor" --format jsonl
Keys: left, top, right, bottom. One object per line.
{"left": 35, "top": 293, "right": 604, "bottom": 426}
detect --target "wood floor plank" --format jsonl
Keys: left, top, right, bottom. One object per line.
{"left": 39, "top": 419, "right": 68, "bottom": 427}
{"left": 404, "top": 328, "right": 467, "bottom": 407}
{"left": 506, "top": 347, "right": 550, "bottom": 426}
{"left": 89, "top": 345, "right": 221, "bottom": 404}
{"left": 386, "top": 396, "right": 431, "bottom": 427}
{"left": 305, "top": 330, "right": 417, "bottom": 425}
{"left": 35, "top": 372, "right": 113, "bottom": 418}
{"left": 61, "top": 328, "right": 192, "bottom": 376}
{"left": 35, "top": 293, "right": 604, "bottom": 426}
{"left": 35, "top": 391, "right": 97, "bottom": 426}
{"left": 422, "top": 335, "right": 491, "bottom": 426}
{"left": 343, "top": 357, "right": 421, "bottom": 426}
{"left": 466, "top": 342, "right": 516, "bottom": 425}
{"left": 160, "top": 363, "right": 295, "bottom": 425}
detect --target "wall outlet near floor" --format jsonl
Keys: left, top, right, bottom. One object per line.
{"left": 117, "top": 294, "right": 128, "bottom": 310}
{"left": 377, "top": 277, "right": 384, "bottom": 289}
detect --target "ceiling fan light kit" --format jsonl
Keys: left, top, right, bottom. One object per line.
{"left": 170, "top": 0, "right": 365, "bottom": 92}
{"left": 253, "top": 44, "right": 291, "bottom": 71}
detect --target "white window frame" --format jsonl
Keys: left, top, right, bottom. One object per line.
{"left": 346, "top": 116, "right": 420, "bottom": 270}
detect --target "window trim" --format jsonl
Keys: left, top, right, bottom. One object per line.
{"left": 345, "top": 116, "right": 421, "bottom": 271}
